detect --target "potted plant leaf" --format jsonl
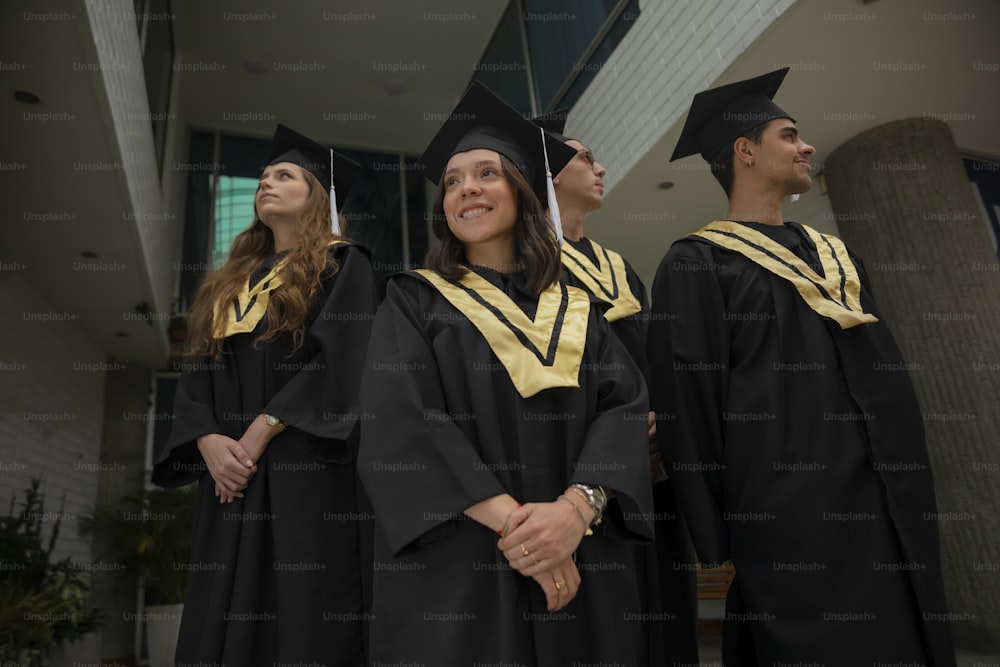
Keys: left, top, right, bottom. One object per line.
{"left": 79, "top": 484, "right": 196, "bottom": 667}
{"left": 0, "top": 478, "right": 103, "bottom": 667}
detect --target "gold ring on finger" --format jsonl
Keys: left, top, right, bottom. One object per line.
{"left": 554, "top": 580, "right": 565, "bottom": 590}
{"left": 521, "top": 543, "right": 529, "bottom": 556}
{"left": 531, "top": 553, "right": 538, "bottom": 565}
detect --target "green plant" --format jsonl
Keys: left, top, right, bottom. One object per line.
{"left": 0, "top": 478, "right": 103, "bottom": 667}
{"left": 79, "top": 485, "right": 196, "bottom": 604}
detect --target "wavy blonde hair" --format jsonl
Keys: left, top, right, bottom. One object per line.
{"left": 186, "top": 168, "right": 341, "bottom": 359}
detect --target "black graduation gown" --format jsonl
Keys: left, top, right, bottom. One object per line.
{"left": 358, "top": 265, "right": 654, "bottom": 667}
{"left": 152, "top": 244, "right": 376, "bottom": 667}
{"left": 561, "top": 237, "right": 700, "bottom": 667}
{"left": 647, "top": 221, "right": 956, "bottom": 667}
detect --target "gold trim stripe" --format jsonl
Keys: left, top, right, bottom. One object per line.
{"left": 561, "top": 239, "right": 642, "bottom": 322}
{"left": 415, "top": 269, "right": 590, "bottom": 398}
{"left": 691, "top": 221, "right": 878, "bottom": 330}
{"left": 213, "top": 240, "right": 347, "bottom": 339}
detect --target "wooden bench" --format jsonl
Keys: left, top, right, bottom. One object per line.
{"left": 696, "top": 561, "right": 735, "bottom": 600}
{"left": 696, "top": 561, "right": 735, "bottom": 635}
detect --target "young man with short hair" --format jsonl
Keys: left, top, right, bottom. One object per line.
{"left": 647, "top": 68, "right": 955, "bottom": 666}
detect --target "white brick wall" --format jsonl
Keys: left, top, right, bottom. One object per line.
{"left": 569, "top": 0, "right": 797, "bottom": 191}
{"left": 0, "top": 273, "right": 106, "bottom": 564}
{"left": 0, "top": 273, "right": 108, "bottom": 665}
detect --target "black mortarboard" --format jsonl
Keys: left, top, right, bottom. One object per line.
{"left": 670, "top": 68, "right": 795, "bottom": 163}
{"left": 420, "top": 82, "right": 577, "bottom": 241}
{"left": 266, "top": 124, "right": 360, "bottom": 234}
{"left": 531, "top": 108, "right": 571, "bottom": 143}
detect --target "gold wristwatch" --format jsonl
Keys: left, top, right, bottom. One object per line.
{"left": 264, "top": 414, "right": 287, "bottom": 432}
{"left": 569, "top": 483, "right": 607, "bottom": 527}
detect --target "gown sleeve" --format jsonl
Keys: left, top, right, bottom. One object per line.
{"left": 264, "top": 245, "right": 377, "bottom": 440}
{"left": 152, "top": 363, "right": 219, "bottom": 487}
{"left": 622, "top": 258, "right": 652, "bottom": 387}
{"left": 647, "top": 241, "right": 731, "bottom": 566}
{"left": 357, "top": 277, "right": 508, "bottom": 557}
{"left": 569, "top": 309, "right": 654, "bottom": 541}
{"left": 625, "top": 258, "right": 650, "bottom": 335}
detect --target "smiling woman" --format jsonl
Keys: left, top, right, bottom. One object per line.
{"left": 359, "top": 82, "right": 656, "bottom": 667}
{"left": 428, "top": 146, "right": 559, "bottom": 294}
{"left": 441, "top": 150, "right": 518, "bottom": 258}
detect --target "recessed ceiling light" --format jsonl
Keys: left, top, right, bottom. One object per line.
{"left": 658, "top": 181, "right": 675, "bottom": 190}
{"left": 13, "top": 90, "right": 40, "bottom": 104}
{"left": 81, "top": 251, "right": 99, "bottom": 258}
{"left": 244, "top": 58, "right": 267, "bottom": 75}
{"left": 384, "top": 79, "right": 406, "bottom": 95}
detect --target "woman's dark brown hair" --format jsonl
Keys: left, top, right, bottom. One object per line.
{"left": 186, "top": 167, "right": 340, "bottom": 359}
{"left": 425, "top": 154, "right": 560, "bottom": 295}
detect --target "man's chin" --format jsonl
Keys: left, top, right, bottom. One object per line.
{"left": 789, "top": 178, "right": 812, "bottom": 196}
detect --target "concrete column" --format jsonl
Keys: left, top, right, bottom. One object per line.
{"left": 824, "top": 118, "right": 1000, "bottom": 650}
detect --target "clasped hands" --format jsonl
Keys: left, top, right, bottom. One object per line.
{"left": 196, "top": 415, "right": 278, "bottom": 504}
{"left": 496, "top": 496, "right": 595, "bottom": 612}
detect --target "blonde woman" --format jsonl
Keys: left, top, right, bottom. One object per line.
{"left": 154, "top": 125, "right": 374, "bottom": 666}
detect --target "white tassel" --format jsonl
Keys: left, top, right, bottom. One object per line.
{"left": 540, "top": 127, "right": 563, "bottom": 244}
{"left": 329, "top": 185, "right": 340, "bottom": 236}
{"left": 329, "top": 149, "right": 341, "bottom": 236}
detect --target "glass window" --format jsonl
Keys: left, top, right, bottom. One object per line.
{"left": 339, "top": 153, "right": 428, "bottom": 280}
{"left": 479, "top": 0, "right": 641, "bottom": 113}
{"left": 404, "top": 158, "right": 430, "bottom": 270}
{"left": 556, "top": 0, "right": 639, "bottom": 109}
{"left": 523, "top": 0, "right": 616, "bottom": 110}
{"left": 136, "top": 0, "right": 174, "bottom": 174}
{"left": 212, "top": 175, "right": 258, "bottom": 267}
{"left": 963, "top": 156, "right": 1000, "bottom": 259}
{"left": 472, "top": 2, "right": 532, "bottom": 115}
{"left": 176, "top": 130, "right": 216, "bottom": 310}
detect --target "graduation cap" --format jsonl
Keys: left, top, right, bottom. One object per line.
{"left": 266, "top": 124, "right": 360, "bottom": 236}
{"left": 670, "top": 67, "right": 795, "bottom": 163}
{"left": 531, "top": 108, "right": 571, "bottom": 143}
{"left": 420, "top": 82, "right": 577, "bottom": 243}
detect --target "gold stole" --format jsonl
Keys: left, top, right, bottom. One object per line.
{"left": 561, "top": 239, "right": 642, "bottom": 322}
{"left": 415, "top": 269, "right": 590, "bottom": 398}
{"left": 691, "top": 221, "right": 878, "bottom": 330}
{"left": 213, "top": 240, "right": 346, "bottom": 339}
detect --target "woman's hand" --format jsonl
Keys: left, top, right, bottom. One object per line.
{"left": 197, "top": 434, "right": 256, "bottom": 503}
{"left": 531, "top": 556, "right": 581, "bottom": 612}
{"left": 498, "top": 500, "right": 590, "bottom": 577}
{"left": 214, "top": 480, "right": 242, "bottom": 504}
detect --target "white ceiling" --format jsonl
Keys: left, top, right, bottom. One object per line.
{"left": 2, "top": 0, "right": 997, "bottom": 367}
{"left": 0, "top": 0, "right": 509, "bottom": 366}
{"left": 172, "top": 0, "right": 509, "bottom": 154}
{"left": 1, "top": 0, "right": 171, "bottom": 365}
